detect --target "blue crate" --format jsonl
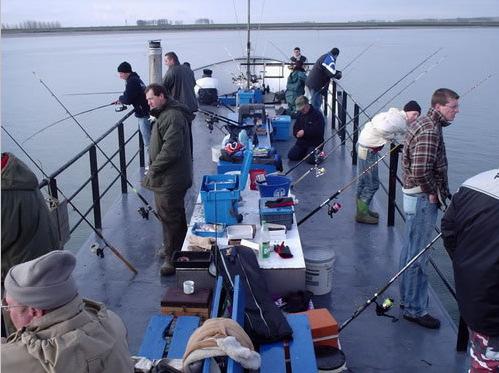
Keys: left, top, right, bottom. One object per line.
{"left": 218, "top": 95, "right": 237, "bottom": 106}
{"left": 259, "top": 197, "right": 294, "bottom": 229}
{"left": 217, "top": 160, "right": 277, "bottom": 175}
{"left": 271, "top": 115, "right": 291, "bottom": 141}
{"left": 257, "top": 175, "right": 291, "bottom": 198}
{"left": 237, "top": 89, "right": 263, "bottom": 104}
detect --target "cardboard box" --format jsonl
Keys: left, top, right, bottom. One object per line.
{"left": 298, "top": 308, "right": 339, "bottom": 348}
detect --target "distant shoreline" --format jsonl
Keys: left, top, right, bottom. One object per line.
{"left": 3, "top": 20, "right": 499, "bottom": 36}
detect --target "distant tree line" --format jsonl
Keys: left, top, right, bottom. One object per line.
{"left": 136, "top": 18, "right": 213, "bottom": 26}
{"left": 2, "top": 20, "right": 61, "bottom": 30}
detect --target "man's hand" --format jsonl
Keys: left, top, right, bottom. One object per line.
{"left": 296, "top": 129, "right": 305, "bottom": 138}
{"left": 429, "top": 193, "right": 439, "bottom": 204}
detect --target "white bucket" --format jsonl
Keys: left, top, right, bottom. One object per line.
{"left": 211, "top": 145, "right": 222, "bottom": 163}
{"left": 305, "top": 249, "right": 335, "bottom": 295}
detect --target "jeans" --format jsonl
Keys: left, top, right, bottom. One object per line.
{"left": 356, "top": 146, "right": 380, "bottom": 205}
{"left": 399, "top": 193, "right": 438, "bottom": 317}
{"left": 309, "top": 88, "right": 323, "bottom": 110}
{"left": 138, "top": 117, "right": 151, "bottom": 148}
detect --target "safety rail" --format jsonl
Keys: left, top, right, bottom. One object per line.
{"left": 324, "top": 80, "right": 468, "bottom": 352}
{"left": 38, "top": 109, "right": 145, "bottom": 234}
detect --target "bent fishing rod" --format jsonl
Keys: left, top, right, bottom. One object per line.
{"left": 282, "top": 48, "right": 443, "bottom": 177}
{"left": 23, "top": 102, "right": 116, "bottom": 144}
{"left": 33, "top": 72, "right": 163, "bottom": 224}
{"left": 2, "top": 125, "right": 138, "bottom": 275}
{"left": 339, "top": 233, "right": 442, "bottom": 331}
{"left": 297, "top": 144, "right": 400, "bottom": 226}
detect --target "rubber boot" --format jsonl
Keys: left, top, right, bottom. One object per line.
{"left": 160, "top": 254, "right": 175, "bottom": 276}
{"left": 355, "top": 199, "right": 379, "bottom": 224}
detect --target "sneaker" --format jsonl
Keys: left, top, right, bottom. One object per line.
{"left": 403, "top": 314, "right": 441, "bottom": 329}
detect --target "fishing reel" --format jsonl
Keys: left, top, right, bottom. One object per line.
{"left": 374, "top": 297, "right": 398, "bottom": 322}
{"left": 314, "top": 166, "right": 326, "bottom": 178}
{"left": 138, "top": 206, "right": 150, "bottom": 220}
{"left": 327, "top": 201, "right": 342, "bottom": 219}
{"left": 205, "top": 116, "right": 219, "bottom": 133}
{"left": 115, "top": 104, "right": 127, "bottom": 112}
{"left": 90, "top": 243, "right": 104, "bottom": 258}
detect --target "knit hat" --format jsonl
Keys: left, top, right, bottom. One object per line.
{"left": 4, "top": 251, "right": 78, "bottom": 309}
{"left": 117, "top": 61, "right": 132, "bottom": 73}
{"left": 403, "top": 100, "right": 421, "bottom": 114}
{"left": 295, "top": 95, "right": 309, "bottom": 111}
{"left": 203, "top": 69, "right": 213, "bottom": 77}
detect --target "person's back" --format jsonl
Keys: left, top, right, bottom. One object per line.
{"left": 285, "top": 62, "right": 307, "bottom": 113}
{"left": 196, "top": 69, "right": 220, "bottom": 105}
{"left": 163, "top": 63, "right": 198, "bottom": 113}
{"left": 306, "top": 49, "right": 340, "bottom": 91}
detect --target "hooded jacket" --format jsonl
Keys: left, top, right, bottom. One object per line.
{"left": 1, "top": 153, "right": 58, "bottom": 281}
{"left": 441, "top": 169, "right": 499, "bottom": 336}
{"left": 1, "top": 296, "right": 134, "bottom": 372}
{"left": 142, "top": 98, "right": 193, "bottom": 193}
{"left": 163, "top": 64, "right": 198, "bottom": 113}
{"left": 285, "top": 69, "right": 307, "bottom": 107}
{"left": 118, "top": 72, "right": 149, "bottom": 118}
{"left": 358, "top": 108, "right": 407, "bottom": 148}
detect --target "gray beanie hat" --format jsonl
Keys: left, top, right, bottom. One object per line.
{"left": 4, "top": 250, "right": 78, "bottom": 309}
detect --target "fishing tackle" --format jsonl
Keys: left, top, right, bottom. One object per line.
{"left": 339, "top": 233, "right": 442, "bottom": 332}
{"left": 2, "top": 125, "right": 138, "bottom": 274}
{"left": 32, "top": 72, "right": 165, "bottom": 225}
{"left": 374, "top": 298, "right": 398, "bottom": 322}
{"left": 327, "top": 201, "right": 342, "bottom": 218}
{"left": 114, "top": 104, "right": 127, "bottom": 112}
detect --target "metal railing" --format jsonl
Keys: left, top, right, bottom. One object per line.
{"left": 324, "top": 81, "right": 468, "bottom": 351}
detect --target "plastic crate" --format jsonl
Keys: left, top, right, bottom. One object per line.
{"left": 271, "top": 115, "right": 291, "bottom": 141}
{"left": 257, "top": 175, "right": 291, "bottom": 198}
{"left": 259, "top": 197, "right": 294, "bottom": 230}
{"left": 217, "top": 160, "right": 277, "bottom": 175}
{"left": 237, "top": 89, "right": 263, "bottom": 104}
{"left": 218, "top": 95, "right": 237, "bottom": 106}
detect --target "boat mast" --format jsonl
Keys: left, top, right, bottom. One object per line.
{"left": 246, "top": 0, "right": 251, "bottom": 89}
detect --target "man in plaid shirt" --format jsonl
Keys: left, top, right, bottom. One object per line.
{"left": 399, "top": 88, "right": 460, "bottom": 329}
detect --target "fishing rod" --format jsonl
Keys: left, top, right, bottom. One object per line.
{"left": 339, "top": 233, "right": 442, "bottom": 331}
{"left": 2, "top": 125, "right": 138, "bottom": 275}
{"left": 23, "top": 102, "right": 116, "bottom": 144}
{"left": 297, "top": 145, "right": 400, "bottom": 226}
{"left": 280, "top": 48, "right": 443, "bottom": 177}
{"left": 461, "top": 72, "right": 496, "bottom": 97}
{"left": 199, "top": 108, "right": 240, "bottom": 126}
{"left": 32, "top": 72, "right": 163, "bottom": 224}
{"left": 342, "top": 42, "right": 375, "bottom": 72}
{"left": 64, "top": 91, "right": 122, "bottom": 96}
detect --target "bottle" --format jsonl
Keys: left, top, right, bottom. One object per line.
{"left": 260, "top": 221, "right": 270, "bottom": 259}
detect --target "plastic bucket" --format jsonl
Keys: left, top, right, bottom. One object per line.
{"left": 211, "top": 145, "right": 222, "bottom": 163}
{"left": 249, "top": 169, "right": 266, "bottom": 190}
{"left": 258, "top": 175, "right": 291, "bottom": 197}
{"left": 315, "top": 346, "right": 346, "bottom": 372}
{"left": 305, "top": 249, "right": 335, "bottom": 295}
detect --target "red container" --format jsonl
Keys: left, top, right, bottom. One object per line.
{"left": 249, "top": 169, "right": 266, "bottom": 190}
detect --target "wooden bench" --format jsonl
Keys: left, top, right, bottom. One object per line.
{"left": 228, "top": 275, "right": 318, "bottom": 373}
{"left": 138, "top": 276, "right": 224, "bottom": 364}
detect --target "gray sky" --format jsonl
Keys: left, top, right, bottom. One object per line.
{"left": 2, "top": 0, "right": 499, "bottom": 27}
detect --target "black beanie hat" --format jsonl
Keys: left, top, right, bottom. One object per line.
{"left": 117, "top": 61, "right": 132, "bottom": 73}
{"left": 403, "top": 100, "right": 421, "bottom": 114}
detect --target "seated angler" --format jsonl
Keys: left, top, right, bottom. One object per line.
{"left": 195, "top": 69, "right": 220, "bottom": 105}
{"left": 287, "top": 95, "right": 325, "bottom": 165}
{"left": 1, "top": 251, "right": 134, "bottom": 372}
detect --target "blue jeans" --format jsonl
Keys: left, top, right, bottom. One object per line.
{"left": 309, "top": 88, "right": 323, "bottom": 110}
{"left": 399, "top": 193, "right": 438, "bottom": 317}
{"left": 138, "top": 117, "right": 151, "bottom": 148}
{"left": 356, "top": 146, "right": 380, "bottom": 205}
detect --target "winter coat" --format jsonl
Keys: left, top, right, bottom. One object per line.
{"left": 285, "top": 69, "right": 307, "bottom": 111}
{"left": 1, "top": 153, "right": 59, "bottom": 282}
{"left": 358, "top": 108, "right": 407, "bottom": 148}
{"left": 292, "top": 105, "right": 325, "bottom": 148}
{"left": 163, "top": 64, "right": 198, "bottom": 113}
{"left": 1, "top": 296, "right": 134, "bottom": 373}
{"left": 142, "top": 98, "right": 193, "bottom": 193}
{"left": 441, "top": 169, "right": 499, "bottom": 336}
{"left": 306, "top": 52, "right": 338, "bottom": 91}
{"left": 118, "top": 72, "right": 149, "bottom": 118}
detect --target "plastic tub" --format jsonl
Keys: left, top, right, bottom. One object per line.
{"left": 305, "top": 248, "right": 335, "bottom": 295}
{"left": 257, "top": 175, "right": 291, "bottom": 197}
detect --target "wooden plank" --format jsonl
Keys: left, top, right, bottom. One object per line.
{"left": 228, "top": 276, "right": 245, "bottom": 373}
{"left": 203, "top": 276, "right": 224, "bottom": 373}
{"left": 260, "top": 342, "right": 286, "bottom": 373}
{"left": 138, "top": 314, "right": 173, "bottom": 360}
{"left": 167, "top": 316, "right": 200, "bottom": 359}
{"left": 287, "top": 314, "right": 317, "bottom": 372}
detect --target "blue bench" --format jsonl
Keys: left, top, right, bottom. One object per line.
{"left": 228, "top": 275, "right": 318, "bottom": 373}
{"left": 138, "top": 276, "right": 224, "bottom": 364}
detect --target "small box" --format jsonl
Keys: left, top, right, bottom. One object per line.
{"left": 259, "top": 197, "right": 294, "bottom": 229}
{"left": 271, "top": 115, "right": 291, "bottom": 141}
{"left": 161, "top": 287, "right": 212, "bottom": 319}
{"left": 298, "top": 308, "right": 339, "bottom": 348}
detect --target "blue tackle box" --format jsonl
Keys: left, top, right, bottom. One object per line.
{"left": 259, "top": 197, "right": 294, "bottom": 230}
{"left": 218, "top": 95, "right": 237, "bottom": 106}
{"left": 271, "top": 115, "right": 291, "bottom": 141}
{"left": 237, "top": 89, "right": 263, "bottom": 104}
{"left": 201, "top": 148, "right": 252, "bottom": 225}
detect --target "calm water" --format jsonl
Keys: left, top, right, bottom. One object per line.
{"left": 2, "top": 28, "right": 498, "bottom": 319}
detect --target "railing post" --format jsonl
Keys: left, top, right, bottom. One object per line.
{"left": 456, "top": 317, "right": 469, "bottom": 352}
{"left": 48, "top": 177, "right": 58, "bottom": 200}
{"left": 118, "top": 122, "right": 128, "bottom": 194}
{"left": 89, "top": 146, "right": 102, "bottom": 230}
{"left": 331, "top": 81, "right": 337, "bottom": 130}
{"left": 387, "top": 143, "right": 400, "bottom": 226}
{"left": 352, "top": 104, "right": 359, "bottom": 165}
{"left": 340, "top": 90, "right": 347, "bottom": 145}
{"left": 323, "top": 83, "right": 328, "bottom": 118}
{"left": 138, "top": 130, "right": 145, "bottom": 168}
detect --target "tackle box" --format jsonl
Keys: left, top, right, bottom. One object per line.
{"left": 298, "top": 308, "right": 339, "bottom": 348}
{"left": 271, "top": 115, "right": 292, "bottom": 141}
{"left": 201, "top": 148, "right": 252, "bottom": 225}
{"left": 237, "top": 89, "right": 263, "bottom": 104}
{"left": 218, "top": 95, "right": 237, "bottom": 106}
{"left": 259, "top": 197, "right": 294, "bottom": 230}
{"left": 161, "top": 287, "right": 212, "bottom": 319}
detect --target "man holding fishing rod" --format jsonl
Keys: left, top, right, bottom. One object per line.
{"left": 399, "top": 88, "right": 459, "bottom": 329}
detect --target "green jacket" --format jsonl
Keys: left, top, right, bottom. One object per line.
{"left": 142, "top": 98, "right": 193, "bottom": 193}
{"left": 285, "top": 70, "right": 307, "bottom": 109}
{"left": 1, "top": 153, "right": 58, "bottom": 281}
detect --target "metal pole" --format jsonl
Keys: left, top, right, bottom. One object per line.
{"left": 331, "top": 81, "right": 337, "bottom": 130}
{"left": 89, "top": 146, "right": 102, "bottom": 230}
{"left": 323, "top": 83, "right": 329, "bottom": 118}
{"left": 246, "top": 0, "right": 251, "bottom": 90}
{"left": 148, "top": 40, "right": 162, "bottom": 84}
{"left": 118, "top": 122, "right": 128, "bottom": 194}
{"left": 352, "top": 104, "right": 359, "bottom": 165}
{"left": 387, "top": 143, "right": 400, "bottom": 226}
{"left": 48, "top": 178, "right": 59, "bottom": 200}
{"left": 340, "top": 90, "right": 348, "bottom": 145}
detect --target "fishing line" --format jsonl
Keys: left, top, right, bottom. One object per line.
{"left": 23, "top": 102, "right": 115, "bottom": 144}
{"left": 460, "top": 72, "right": 496, "bottom": 97}
{"left": 342, "top": 42, "right": 375, "bottom": 72}
{"left": 2, "top": 125, "right": 138, "bottom": 274}
{"left": 64, "top": 91, "right": 122, "bottom": 96}
{"left": 32, "top": 72, "right": 164, "bottom": 225}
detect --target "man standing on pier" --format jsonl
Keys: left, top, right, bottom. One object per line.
{"left": 143, "top": 84, "right": 193, "bottom": 276}
{"left": 399, "top": 88, "right": 459, "bottom": 329}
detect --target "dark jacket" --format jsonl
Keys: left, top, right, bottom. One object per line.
{"left": 142, "top": 99, "right": 193, "bottom": 193}
{"left": 306, "top": 52, "right": 338, "bottom": 91}
{"left": 285, "top": 69, "right": 307, "bottom": 110}
{"left": 118, "top": 72, "right": 149, "bottom": 118}
{"left": 441, "top": 169, "right": 499, "bottom": 336}
{"left": 1, "top": 153, "right": 58, "bottom": 281}
{"left": 292, "top": 105, "right": 325, "bottom": 148}
{"left": 163, "top": 64, "right": 198, "bottom": 113}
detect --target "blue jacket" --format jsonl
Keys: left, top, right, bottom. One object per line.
{"left": 119, "top": 72, "right": 149, "bottom": 118}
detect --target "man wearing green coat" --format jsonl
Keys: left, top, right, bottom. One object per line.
{"left": 285, "top": 60, "right": 307, "bottom": 114}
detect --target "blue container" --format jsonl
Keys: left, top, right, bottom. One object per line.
{"left": 218, "top": 95, "right": 237, "bottom": 106}
{"left": 259, "top": 197, "right": 294, "bottom": 229}
{"left": 237, "top": 89, "right": 263, "bottom": 104}
{"left": 271, "top": 115, "right": 291, "bottom": 141}
{"left": 217, "top": 160, "right": 277, "bottom": 175}
{"left": 202, "top": 174, "right": 237, "bottom": 191}
{"left": 257, "top": 175, "right": 291, "bottom": 198}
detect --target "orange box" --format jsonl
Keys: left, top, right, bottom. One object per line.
{"left": 298, "top": 308, "right": 339, "bottom": 348}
